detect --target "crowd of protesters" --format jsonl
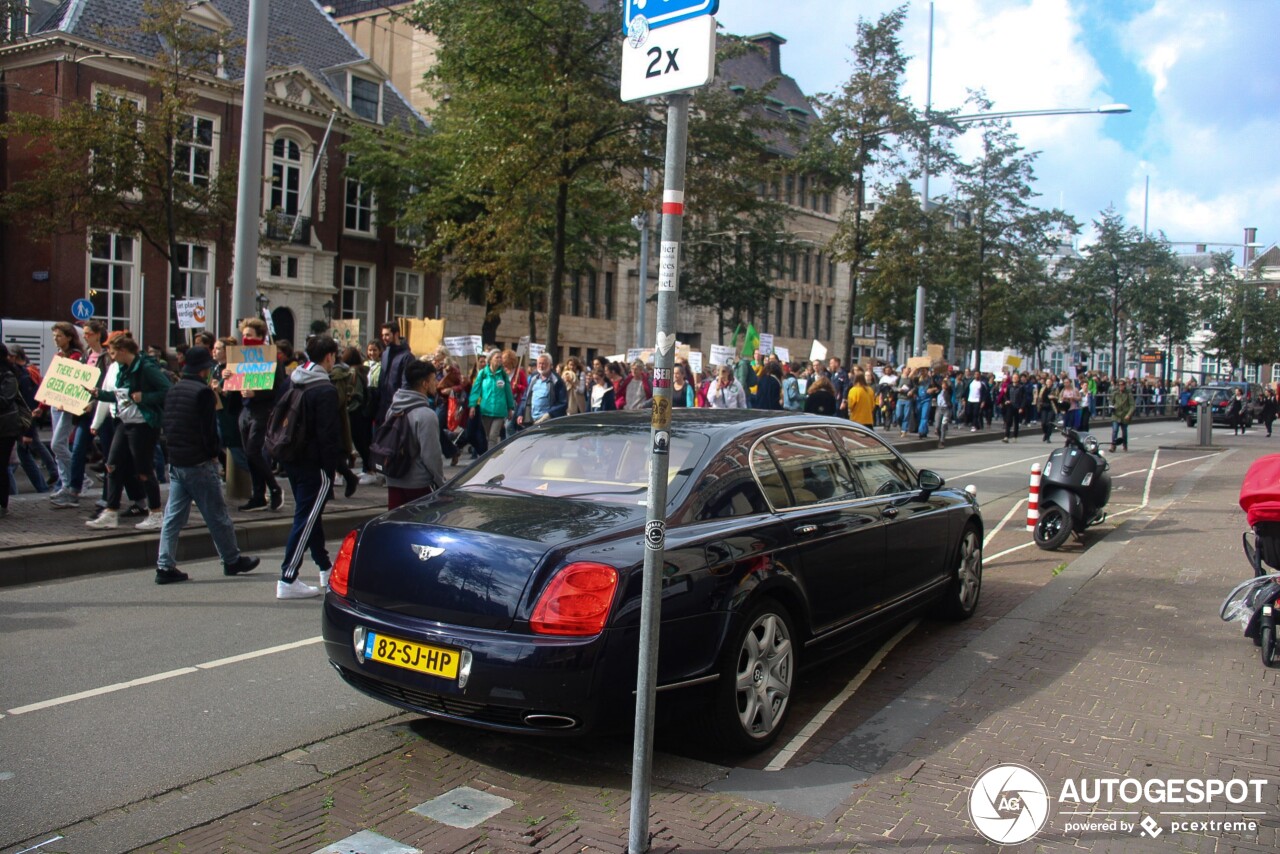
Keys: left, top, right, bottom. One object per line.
{"left": 7, "top": 317, "right": 1279, "bottom": 594}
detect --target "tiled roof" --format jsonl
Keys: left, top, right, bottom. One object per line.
{"left": 30, "top": 0, "right": 423, "bottom": 126}
{"left": 717, "top": 34, "right": 815, "bottom": 158}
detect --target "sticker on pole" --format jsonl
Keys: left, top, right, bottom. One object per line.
{"left": 620, "top": 14, "right": 717, "bottom": 102}
{"left": 645, "top": 520, "right": 666, "bottom": 550}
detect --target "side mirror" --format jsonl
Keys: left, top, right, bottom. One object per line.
{"left": 918, "top": 469, "right": 945, "bottom": 495}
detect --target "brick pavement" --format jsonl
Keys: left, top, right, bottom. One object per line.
{"left": 124, "top": 437, "right": 1278, "bottom": 854}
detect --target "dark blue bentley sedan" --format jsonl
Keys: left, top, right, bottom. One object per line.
{"left": 322, "top": 410, "right": 983, "bottom": 751}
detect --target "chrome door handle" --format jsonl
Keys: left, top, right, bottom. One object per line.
{"left": 794, "top": 524, "right": 818, "bottom": 536}
{"left": 881, "top": 507, "right": 899, "bottom": 519}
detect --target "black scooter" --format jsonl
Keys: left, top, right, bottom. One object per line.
{"left": 1032, "top": 427, "right": 1112, "bottom": 550}
{"left": 1220, "top": 531, "right": 1280, "bottom": 667}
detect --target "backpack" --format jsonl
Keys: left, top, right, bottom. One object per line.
{"left": 264, "top": 387, "right": 308, "bottom": 463}
{"left": 0, "top": 375, "right": 33, "bottom": 439}
{"left": 369, "top": 403, "right": 427, "bottom": 478}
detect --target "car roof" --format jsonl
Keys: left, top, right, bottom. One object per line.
{"left": 541, "top": 409, "right": 870, "bottom": 449}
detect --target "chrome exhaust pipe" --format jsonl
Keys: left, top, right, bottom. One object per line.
{"left": 523, "top": 713, "right": 578, "bottom": 730}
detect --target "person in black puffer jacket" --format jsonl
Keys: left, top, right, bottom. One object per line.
{"left": 153, "top": 346, "right": 260, "bottom": 585}
{"left": 275, "top": 335, "right": 344, "bottom": 600}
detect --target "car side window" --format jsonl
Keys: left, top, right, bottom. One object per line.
{"left": 757, "top": 428, "right": 861, "bottom": 508}
{"left": 836, "top": 429, "right": 917, "bottom": 497}
{"left": 751, "top": 443, "right": 791, "bottom": 508}
{"left": 694, "top": 443, "right": 771, "bottom": 520}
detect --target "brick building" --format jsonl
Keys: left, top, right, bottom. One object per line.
{"left": 0, "top": 0, "right": 431, "bottom": 350}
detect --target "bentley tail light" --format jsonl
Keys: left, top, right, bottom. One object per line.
{"left": 530, "top": 562, "right": 619, "bottom": 636}
{"left": 331, "top": 530, "right": 358, "bottom": 597}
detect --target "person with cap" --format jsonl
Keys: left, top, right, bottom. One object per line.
{"left": 152, "top": 346, "right": 259, "bottom": 584}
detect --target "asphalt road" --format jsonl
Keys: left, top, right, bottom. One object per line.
{"left": 0, "top": 420, "right": 1210, "bottom": 849}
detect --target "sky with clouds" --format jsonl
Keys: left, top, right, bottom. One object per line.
{"left": 710, "top": 0, "right": 1279, "bottom": 260}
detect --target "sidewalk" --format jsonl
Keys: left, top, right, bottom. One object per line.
{"left": 115, "top": 420, "right": 1262, "bottom": 853}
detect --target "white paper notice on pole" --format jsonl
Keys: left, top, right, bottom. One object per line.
{"left": 809, "top": 340, "right": 828, "bottom": 362}
{"left": 620, "top": 14, "right": 717, "bottom": 102}
{"left": 176, "top": 299, "right": 206, "bottom": 329}
{"left": 710, "top": 344, "right": 735, "bottom": 366}
{"left": 657, "top": 241, "right": 679, "bottom": 292}
{"left": 528, "top": 342, "right": 546, "bottom": 361}
{"left": 688, "top": 350, "right": 703, "bottom": 374}
{"left": 774, "top": 345, "right": 790, "bottom": 363}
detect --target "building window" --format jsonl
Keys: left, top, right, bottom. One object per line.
{"left": 788, "top": 300, "right": 796, "bottom": 338}
{"left": 775, "top": 298, "right": 783, "bottom": 331}
{"left": 88, "top": 233, "right": 135, "bottom": 330}
{"left": 801, "top": 302, "right": 809, "bottom": 338}
{"left": 798, "top": 175, "right": 808, "bottom": 206}
{"left": 586, "top": 270, "right": 598, "bottom": 319}
{"left": 344, "top": 158, "right": 375, "bottom": 234}
{"left": 175, "top": 115, "right": 215, "bottom": 188}
{"left": 4, "top": 4, "right": 28, "bottom": 40}
{"left": 341, "top": 263, "right": 373, "bottom": 333}
{"left": 169, "top": 243, "right": 211, "bottom": 346}
{"left": 784, "top": 175, "right": 794, "bottom": 205}
{"left": 571, "top": 273, "right": 582, "bottom": 317}
{"left": 604, "top": 272, "right": 614, "bottom": 320}
{"left": 826, "top": 305, "right": 833, "bottom": 341}
{"left": 816, "top": 252, "right": 824, "bottom": 286}
{"left": 789, "top": 253, "right": 798, "bottom": 281}
{"left": 828, "top": 260, "right": 836, "bottom": 288}
{"left": 802, "top": 251, "right": 811, "bottom": 284}
{"left": 823, "top": 193, "right": 832, "bottom": 214}
{"left": 269, "top": 255, "right": 299, "bottom": 279}
{"left": 349, "top": 74, "right": 382, "bottom": 123}
{"left": 270, "top": 137, "right": 302, "bottom": 215}
{"left": 394, "top": 270, "right": 422, "bottom": 319}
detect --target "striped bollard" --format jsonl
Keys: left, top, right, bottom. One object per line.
{"left": 1027, "top": 463, "right": 1042, "bottom": 532}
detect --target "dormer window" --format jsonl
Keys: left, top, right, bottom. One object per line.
{"left": 349, "top": 74, "right": 381, "bottom": 122}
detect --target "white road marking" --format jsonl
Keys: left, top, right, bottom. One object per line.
{"left": 765, "top": 618, "right": 920, "bottom": 772}
{"left": 5, "top": 637, "right": 323, "bottom": 717}
{"left": 984, "top": 541, "right": 1036, "bottom": 563}
{"left": 1156, "top": 452, "right": 1219, "bottom": 471}
{"left": 985, "top": 498, "right": 1027, "bottom": 547}
{"left": 1142, "top": 449, "right": 1160, "bottom": 508}
{"left": 953, "top": 454, "right": 1044, "bottom": 480}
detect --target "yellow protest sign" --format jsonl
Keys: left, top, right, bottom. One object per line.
{"left": 35, "top": 355, "right": 100, "bottom": 415}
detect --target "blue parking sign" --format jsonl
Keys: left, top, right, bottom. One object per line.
{"left": 623, "top": 0, "right": 719, "bottom": 35}
{"left": 71, "top": 298, "right": 94, "bottom": 321}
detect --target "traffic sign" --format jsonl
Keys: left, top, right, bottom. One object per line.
{"left": 620, "top": 14, "right": 716, "bottom": 103}
{"left": 623, "top": 0, "right": 719, "bottom": 35}
{"left": 71, "top": 298, "right": 94, "bottom": 321}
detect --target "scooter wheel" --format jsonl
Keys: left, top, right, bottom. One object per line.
{"left": 1034, "top": 505, "right": 1072, "bottom": 551}
{"left": 1261, "top": 625, "right": 1278, "bottom": 668}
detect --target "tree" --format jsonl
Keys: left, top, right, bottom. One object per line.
{"left": 1198, "top": 250, "right": 1280, "bottom": 378}
{"left": 799, "top": 5, "right": 917, "bottom": 361}
{"left": 349, "top": 0, "right": 649, "bottom": 357}
{"left": 949, "top": 105, "right": 1076, "bottom": 365}
{"left": 0, "top": 0, "right": 237, "bottom": 311}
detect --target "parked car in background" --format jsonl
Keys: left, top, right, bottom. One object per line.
{"left": 1186, "top": 383, "right": 1264, "bottom": 428}
{"left": 322, "top": 410, "right": 984, "bottom": 752}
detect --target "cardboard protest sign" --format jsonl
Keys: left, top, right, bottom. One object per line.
{"left": 516, "top": 336, "right": 530, "bottom": 358}
{"left": 774, "top": 345, "right": 790, "bottom": 363}
{"left": 626, "top": 348, "right": 655, "bottom": 365}
{"left": 605, "top": 353, "right": 626, "bottom": 364}
{"left": 400, "top": 318, "right": 445, "bottom": 357}
{"left": 809, "top": 340, "right": 828, "bottom": 362}
{"left": 687, "top": 350, "right": 703, "bottom": 374}
{"left": 35, "top": 355, "right": 100, "bottom": 415}
{"left": 444, "top": 336, "right": 472, "bottom": 358}
{"left": 528, "top": 343, "right": 546, "bottom": 361}
{"left": 709, "top": 344, "right": 735, "bottom": 366}
{"left": 175, "top": 299, "right": 206, "bottom": 329}
{"left": 675, "top": 342, "right": 691, "bottom": 362}
{"left": 927, "top": 343, "right": 944, "bottom": 363}
{"left": 224, "top": 344, "right": 278, "bottom": 391}
{"left": 907, "top": 356, "right": 931, "bottom": 370}
{"left": 468, "top": 335, "right": 485, "bottom": 356}
{"left": 329, "top": 319, "right": 362, "bottom": 351}
{"left": 758, "top": 333, "right": 774, "bottom": 356}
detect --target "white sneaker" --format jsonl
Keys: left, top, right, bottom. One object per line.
{"left": 358, "top": 472, "right": 379, "bottom": 486}
{"left": 276, "top": 579, "right": 321, "bottom": 600}
{"left": 135, "top": 512, "right": 164, "bottom": 531}
{"left": 318, "top": 569, "right": 330, "bottom": 591}
{"left": 86, "top": 509, "right": 118, "bottom": 529}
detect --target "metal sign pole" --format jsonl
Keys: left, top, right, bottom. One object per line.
{"left": 627, "top": 91, "right": 690, "bottom": 854}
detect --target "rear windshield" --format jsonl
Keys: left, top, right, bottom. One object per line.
{"left": 451, "top": 425, "right": 705, "bottom": 505}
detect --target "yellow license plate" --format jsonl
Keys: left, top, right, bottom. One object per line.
{"left": 364, "top": 632, "right": 460, "bottom": 680}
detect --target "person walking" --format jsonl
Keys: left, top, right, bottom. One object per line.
{"left": 966, "top": 372, "right": 985, "bottom": 432}
{"left": 6, "top": 346, "right": 56, "bottom": 493}
{"left": 935, "top": 377, "right": 953, "bottom": 448}
{"left": 384, "top": 360, "right": 446, "bottom": 510}
{"left": 751, "top": 361, "right": 784, "bottom": 410}
{"left": 0, "top": 343, "right": 33, "bottom": 518}
{"left": 1227, "top": 388, "right": 1247, "bottom": 436}
{"left": 1108, "top": 379, "right": 1135, "bottom": 452}
{"left": 469, "top": 350, "right": 516, "bottom": 450}
{"left": 46, "top": 321, "right": 85, "bottom": 498}
{"left": 153, "top": 346, "right": 260, "bottom": 584}
{"left": 617, "top": 360, "right": 653, "bottom": 411}
{"left": 1002, "top": 373, "right": 1027, "bottom": 443}
{"left": 563, "top": 369, "right": 588, "bottom": 415}
{"left": 276, "top": 336, "right": 344, "bottom": 600}
{"left": 375, "top": 323, "right": 414, "bottom": 426}
{"left": 230, "top": 319, "right": 283, "bottom": 512}
{"left": 1260, "top": 390, "right": 1277, "bottom": 438}
{"left": 846, "top": 371, "right": 875, "bottom": 429}
{"left": 706, "top": 365, "right": 747, "bottom": 409}
{"left": 588, "top": 368, "right": 617, "bottom": 412}
{"left": 804, "top": 376, "right": 838, "bottom": 416}
{"left": 517, "top": 353, "right": 568, "bottom": 428}
{"left": 782, "top": 362, "right": 805, "bottom": 412}
{"left": 85, "top": 335, "right": 170, "bottom": 530}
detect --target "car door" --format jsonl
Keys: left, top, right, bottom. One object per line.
{"left": 835, "top": 427, "right": 954, "bottom": 602}
{"left": 752, "top": 427, "right": 886, "bottom": 632}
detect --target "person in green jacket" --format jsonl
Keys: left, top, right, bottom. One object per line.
{"left": 87, "top": 334, "right": 171, "bottom": 530}
{"left": 1109, "top": 379, "right": 1135, "bottom": 452}
{"left": 469, "top": 350, "right": 515, "bottom": 450}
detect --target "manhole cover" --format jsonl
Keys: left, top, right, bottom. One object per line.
{"left": 411, "top": 785, "right": 514, "bottom": 829}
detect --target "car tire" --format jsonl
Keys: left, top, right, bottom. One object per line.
{"left": 937, "top": 525, "right": 982, "bottom": 620}
{"left": 1262, "top": 625, "right": 1278, "bottom": 668}
{"left": 704, "top": 599, "right": 797, "bottom": 753}
{"left": 1034, "top": 505, "right": 1072, "bottom": 551}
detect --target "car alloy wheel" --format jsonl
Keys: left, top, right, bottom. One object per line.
{"left": 939, "top": 526, "right": 983, "bottom": 620}
{"left": 733, "top": 605, "right": 794, "bottom": 743}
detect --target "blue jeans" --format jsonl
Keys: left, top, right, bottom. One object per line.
{"left": 917, "top": 399, "right": 932, "bottom": 437}
{"left": 157, "top": 460, "right": 242, "bottom": 571}
{"left": 50, "top": 409, "right": 75, "bottom": 491}
{"left": 281, "top": 463, "right": 331, "bottom": 582}
{"left": 895, "top": 399, "right": 912, "bottom": 431}
{"left": 16, "top": 437, "right": 51, "bottom": 492}
{"left": 68, "top": 420, "right": 94, "bottom": 493}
